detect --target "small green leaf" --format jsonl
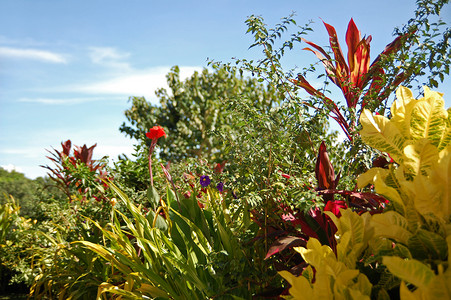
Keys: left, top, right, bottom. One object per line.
{"left": 147, "top": 186, "right": 160, "bottom": 210}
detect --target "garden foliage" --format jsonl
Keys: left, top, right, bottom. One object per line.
{"left": 280, "top": 86, "right": 451, "bottom": 299}
{"left": 0, "top": 1, "right": 450, "bottom": 298}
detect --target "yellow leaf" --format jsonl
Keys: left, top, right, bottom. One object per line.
{"left": 383, "top": 256, "right": 435, "bottom": 290}
{"left": 360, "top": 109, "right": 406, "bottom": 162}
{"left": 294, "top": 238, "right": 334, "bottom": 267}
{"left": 278, "top": 270, "right": 313, "bottom": 299}
{"left": 137, "top": 283, "right": 169, "bottom": 298}
{"left": 403, "top": 139, "right": 439, "bottom": 176}
{"left": 371, "top": 211, "right": 411, "bottom": 244}
{"left": 399, "top": 281, "right": 421, "bottom": 300}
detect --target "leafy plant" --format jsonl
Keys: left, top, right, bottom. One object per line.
{"left": 76, "top": 178, "right": 265, "bottom": 299}
{"left": 280, "top": 86, "right": 451, "bottom": 299}
{"left": 42, "top": 139, "right": 111, "bottom": 203}
{"left": 120, "top": 66, "right": 284, "bottom": 162}
{"left": 279, "top": 209, "right": 374, "bottom": 299}
{"left": 292, "top": 18, "right": 412, "bottom": 141}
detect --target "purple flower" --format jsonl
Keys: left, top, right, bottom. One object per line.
{"left": 216, "top": 182, "right": 224, "bottom": 192}
{"left": 200, "top": 175, "right": 211, "bottom": 187}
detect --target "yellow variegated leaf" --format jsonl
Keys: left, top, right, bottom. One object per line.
{"left": 294, "top": 238, "right": 334, "bottom": 267}
{"left": 438, "top": 108, "right": 451, "bottom": 150}
{"left": 348, "top": 289, "right": 371, "bottom": 300}
{"left": 410, "top": 173, "right": 446, "bottom": 221}
{"left": 429, "top": 147, "right": 451, "bottom": 220}
{"left": 399, "top": 281, "right": 421, "bottom": 300}
{"left": 357, "top": 167, "right": 406, "bottom": 213}
{"left": 335, "top": 269, "right": 360, "bottom": 286}
{"left": 352, "top": 273, "right": 373, "bottom": 297}
{"left": 423, "top": 272, "right": 451, "bottom": 300}
{"left": 371, "top": 211, "right": 411, "bottom": 244}
{"left": 312, "top": 268, "right": 334, "bottom": 300}
{"left": 357, "top": 167, "right": 388, "bottom": 188}
{"left": 360, "top": 109, "right": 406, "bottom": 162}
{"left": 408, "top": 229, "right": 448, "bottom": 260}
{"left": 410, "top": 87, "right": 447, "bottom": 146}
{"left": 324, "top": 258, "right": 348, "bottom": 279}
{"left": 403, "top": 139, "right": 439, "bottom": 176}
{"left": 373, "top": 173, "right": 406, "bottom": 213}
{"left": 391, "top": 86, "right": 417, "bottom": 137}
{"left": 333, "top": 272, "right": 372, "bottom": 300}
{"left": 368, "top": 236, "right": 393, "bottom": 254}
{"left": 302, "top": 264, "right": 315, "bottom": 283}
{"left": 330, "top": 209, "right": 364, "bottom": 242}
{"left": 325, "top": 209, "right": 372, "bottom": 269}
{"left": 278, "top": 270, "right": 314, "bottom": 299}
{"left": 383, "top": 256, "right": 435, "bottom": 290}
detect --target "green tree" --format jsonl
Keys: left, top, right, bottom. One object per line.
{"left": 120, "top": 65, "right": 284, "bottom": 162}
{"left": 0, "top": 168, "right": 39, "bottom": 218}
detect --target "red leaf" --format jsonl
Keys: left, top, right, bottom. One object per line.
{"left": 315, "top": 141, "right": 336, "bottom": 191}
{"left": 346, "top": 18, "right": 361, "bottom": 71}
{"left": 324, "top": 200, "right": 347, "bottom": 217}
{"left": 61, "top": 140, "right": 71, "bottom": 156}
{"left": 371, "top": 29, "right": 414, "bottom": 66}
{"left": 322, "top": 20, "right": 349, "bottom": 77}
{"left": 265, "top": 236, "right": 307, "bottom": 259}
{"left": 300, "top": 37, "right": 331, "bottom": 61}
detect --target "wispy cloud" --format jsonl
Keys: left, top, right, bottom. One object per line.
{"left": 75, "top": 66, "right": 203, "bottom": 100}
{"left": 0, "top": 46, "right": 68, "bottom": 63}
{"left": 88, "top": 46, "right": 131, "bottom": 70}
{"left": 89, "top": 47, "right": 129, "bottom": 63}
{"left": 18, "top": 96, "right": 124, "bottom": 105}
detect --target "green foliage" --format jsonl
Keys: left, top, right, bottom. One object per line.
{"left": 0, "top": 168, "right": 49, "bottom": 219}
{"left": 120, "top": 65, "right": 284, "bottom": 162}
{"left": 2, "top": 2, "right": 450, "bottom": 298}
{"left": 77, "top": 180, "right": 276, "bottom": 299}
{"left": 392, "top": 0, "right": 450, "bottom": 90}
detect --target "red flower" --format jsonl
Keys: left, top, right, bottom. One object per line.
{"left": 324, "top": 200, "right": 347, "bottom": 217}
{"left": 146, "top": 126, "right": 166, "bottom": 140}
{"left": 281, "top": 173, "right": 291, "bottom": 179}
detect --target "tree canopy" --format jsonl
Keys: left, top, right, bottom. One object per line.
{"left": 120, "top": 65, "right": 285, "bottom": 162}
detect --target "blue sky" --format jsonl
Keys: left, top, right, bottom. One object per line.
{"left": 1, "top": 0, "right": 450, "bottom": 179}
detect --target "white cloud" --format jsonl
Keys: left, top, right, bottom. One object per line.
{"left": 88, "top": 47, "right": 131, "bottom": 70}
{"left": 1, "top": 164, "right": 24, "bottom": 173}
{"left": 0, "top": 46, "right": 67, "bottom": 63}
{"left": 75, "top": 66, "right": 203, "bottom": 100}
{"left": 89, "top": 47, "right": 129, "bottom": 63}
{"left": 18, "top": 96, "right": 124, "bottom": 105}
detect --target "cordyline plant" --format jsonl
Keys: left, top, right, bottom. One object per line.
{"left": 292, "top": 18, "right": 413, "bottom": 141}
{"left": 42, "top": 140, "right": 110, "bottom": 202}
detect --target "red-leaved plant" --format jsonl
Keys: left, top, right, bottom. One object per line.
{"left": 43, "top": 140, "right": 110, "bottom": 202}
{"left": 292, "top": 19, "right": 412, "bottom": 141}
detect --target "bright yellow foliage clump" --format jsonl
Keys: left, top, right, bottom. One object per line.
{"left": 280, "top": 87, "right": 451, "bottom": 299}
